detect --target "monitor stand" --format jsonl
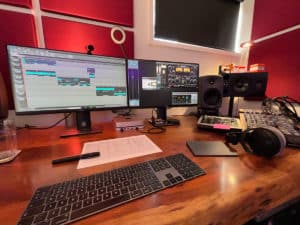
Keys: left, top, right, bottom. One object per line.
{"left": 60, "top": 111, "right": 102, "bottom": 138}
{"left": 150, "top": 106, "right": 180, "bottom": 126}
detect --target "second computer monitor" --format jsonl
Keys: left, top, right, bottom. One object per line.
{"left": 127, "top": 59, "right": 199, "bottom": 108}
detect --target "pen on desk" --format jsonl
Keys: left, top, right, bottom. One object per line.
{"left": 52, "top": 152, "right": 100, "bottom": 165}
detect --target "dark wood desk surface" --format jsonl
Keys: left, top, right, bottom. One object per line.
{"left": 1, "top": 116, "right": 300, "bottom": 225}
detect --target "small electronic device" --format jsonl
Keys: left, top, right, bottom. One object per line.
{"left": 113, "top": 116, "right": 144, "bottom": 131}
{"left": 197, "top": 115, "right": 242, "bottom": 131}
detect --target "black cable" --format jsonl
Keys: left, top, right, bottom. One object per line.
{"left": 264, "top": 96, "right": 300, "bottom": 120}
{"left": 139, "top": 126, "right": 166, "bottom": 134}
{"left": 282, "top": 96, "right": 299, "bottom": 114}
{"left": 137, "top": 109, "right": 166, "bottom": 134}
{"left": 147, "top": 126, "right": 166, "bottom": 134}
{"left": 275, "top": 97, "right": 297, "bottom": 117}
{"left": 19, "top": 113, "right": 72, "bottom": 130}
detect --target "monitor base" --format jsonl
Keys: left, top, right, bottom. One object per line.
{"left": 60, "top": 128, "right": 102, "bottom": 138}
{"left": 149, "top": 117, "right": 180, "bottom": 127}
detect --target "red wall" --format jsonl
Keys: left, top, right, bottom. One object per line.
{"left": 42, "top": 17, "right": 134, "bottom": 58}
{"left": 0, "top": 0, "right": 134, "bottom": 109}
{"left": 249, "top": 29, "right": 300, "bottom": 100}
{"left": 251, "top": 0, "right": 300, "bottom": 40}
{"left": 0, "top": 9, "right": 37, "bottom": 109}
{"left": 40, "top": 0, "right": 133, "bottom": 27}
{"left": 0, "top": 0, "right": 31, "bottom": 8}
{"left": 249, "top": 0, "right": 300, "bottom": 100}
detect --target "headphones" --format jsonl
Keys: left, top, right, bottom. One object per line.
{"left": 225, "top": 126, "right": 286, "bottom": 158}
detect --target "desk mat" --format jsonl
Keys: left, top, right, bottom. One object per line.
{"left": 187, "top": 141, "right": 238, "bottom": 157}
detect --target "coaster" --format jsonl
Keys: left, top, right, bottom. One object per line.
{"left": 0, "top": 150, "right": 21, "bottom": 164}
{"left": 186, "top": 141, "right": 238, "bottom": 156}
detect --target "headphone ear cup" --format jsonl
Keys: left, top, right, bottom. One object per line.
{"left": 225, "top": 132, "right": 242, "bottom": 145}
{"left": 261, "top": 126, "right": 286, "bottom": 155}
{"left": 242, "top": 126, "right": 286, "bottom": 157}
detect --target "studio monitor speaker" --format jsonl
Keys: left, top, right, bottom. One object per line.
{"left": 223, "top": 72, "right": 268, "bottom": 97}
{"left": 198, "top": 75, "right": 223, "bottom": 110}
{"left": 0, "top": 73, "right": 8, "bottom": 121}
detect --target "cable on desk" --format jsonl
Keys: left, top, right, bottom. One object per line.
{"left": 263, "top": 96, "right": 300, "bottom": 120}
{"left": 138, "top": 109, "right": 166, "bottom": 134}
{"left": 139, "top": 126, "right": 166, "bottom": 134}
{"left": 17, "top": 113, "right": 72, "bottom": 130}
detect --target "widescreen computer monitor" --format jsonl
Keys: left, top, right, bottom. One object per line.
{"left": 7, "top": 45, "right": 128, "bottom": 136}
{"left": 127, "top": 59, "right": 199, "bottom": 124}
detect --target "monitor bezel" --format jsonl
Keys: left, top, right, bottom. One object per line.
{"left": 7, "top": 45, "right": 129, "bottom": 115}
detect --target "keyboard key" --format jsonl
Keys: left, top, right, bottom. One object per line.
{"left": 103, "top": 192, "right": 111, "bottom": 200}
{"left": 83, "top": 198, "right": 93, "bottom": 207}
{"left": 34, "top": 212, "right": 47, "bottom": 223}
{"left": 93, "top": 195, "right": 102, "bottom": 203}
{"left": 142, "top": 186, "right": 152, "bottom": 194}
{"left": 51, "top": 214, "right": 69, "bottom": 225}
{"left": 48, "top": 208, "right": 59, "bottom": 219}
{"left": 131, "top": 190, "right": 143, "bottom": 198}
{"left": 36, "top": 220, "right": 50, "bottom": 225}
{"left": 61, "top": 205, "right": 71, "bottom": 214}
{"left": 175, "top": 176, "right": 183, "bottom": 182}
{"left": 57, "top": 199, "right": 67, "bottom": 207}
{"left": 44, "top": 202, "right": 56, "bottom": 211}
{"left": 68, "top": 196, "right": 78, "bottom": 204}
{"left": 72, "top": 201, "right": 82, "bottom": 211}
{"left": 169, "top": 178, "right": 177, "bottom": 184}
{"left": 112, "top": 189, "right": 121, "bottom": 197}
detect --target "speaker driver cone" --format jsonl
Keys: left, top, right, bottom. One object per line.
{"left": 203, "top": 88, "right": 222, "bottom": 106}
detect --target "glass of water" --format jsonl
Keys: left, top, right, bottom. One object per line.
{"left": 0, "top": 119, "right": 18, "bottom": 163}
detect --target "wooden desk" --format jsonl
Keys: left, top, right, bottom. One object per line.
{"left": 1, "top": 116, "right": 300, "bottom": 225}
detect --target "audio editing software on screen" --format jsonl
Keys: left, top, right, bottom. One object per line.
{"left": 127, "top": 59, "right": 199, "bottom": 108}
{"left": 7, "top": 46, "right": 128, "bottom": 113}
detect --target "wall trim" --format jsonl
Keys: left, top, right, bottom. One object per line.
{"left": 254, "top": 24, "right": 300, "bottom": 44}
{"left": 0, "top": 2, "right": 134, "bottom": 49}
{"left": 0, "top": 3, "right": 32, "bottom": 14}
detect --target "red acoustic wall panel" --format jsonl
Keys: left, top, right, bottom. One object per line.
{"left": 248, "top": 29, "right": 300, "bottom": 100}
{"left": 0, "top": 10, "right": 37, "bottom": 109}
{"left": 42, "top": 17, "right": 134, "bottom": 59}
{"left": 0, "top": 0, "right": 32, "bottom": 8}
{"left": 251, "top": 0, "right": 300, "bottom": 40}
{"left": 40, "top": 0, "right": 133, "bottom": 27}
